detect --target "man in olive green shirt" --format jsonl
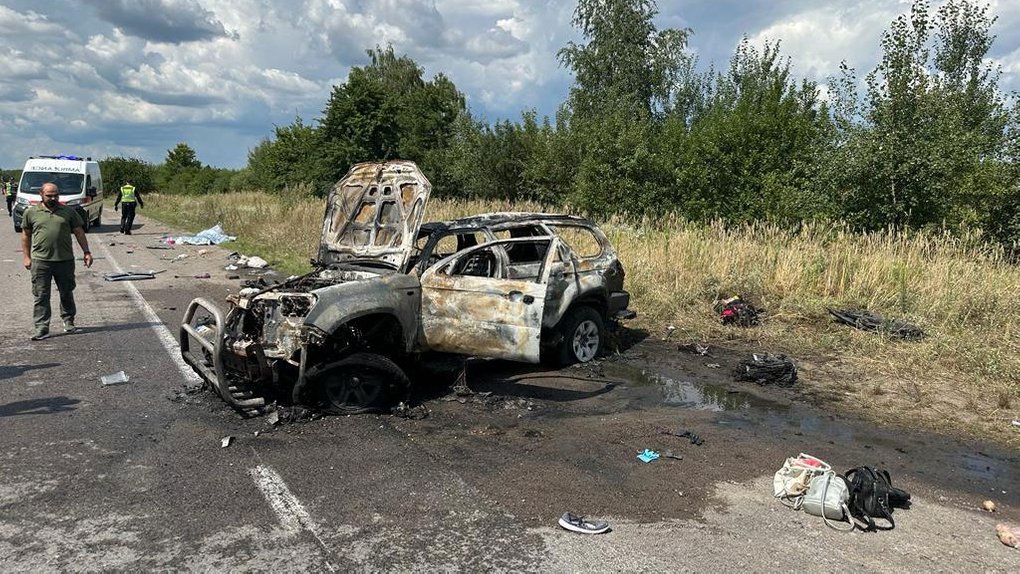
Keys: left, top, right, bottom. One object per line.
{"left": 21, "top": 182, "right": 93, "bottom": 340}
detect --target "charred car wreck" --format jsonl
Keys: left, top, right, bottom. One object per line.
{"left": 182, "top": 161, "right": 635, "bottom": 415}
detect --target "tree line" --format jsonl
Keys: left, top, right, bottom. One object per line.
{"left": 108, "top": 0, "right": 1020, "bottom": 247}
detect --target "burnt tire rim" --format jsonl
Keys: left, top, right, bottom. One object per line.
{"left": 323, "top": 367, "right": 385, "bottom": 412}
{"left": 571, "top": 319, "right": 600, "bottom": 362}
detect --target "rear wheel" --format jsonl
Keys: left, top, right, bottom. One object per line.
{"left": 555, "top": 306, "right": 605, "bottom": 366}
{"left": 312, "top": 352, "right": 410, "bottom": 414}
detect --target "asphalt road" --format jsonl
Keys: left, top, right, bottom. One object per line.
{"left": 1, "top": 213, "right": 1018, "bottom": 572}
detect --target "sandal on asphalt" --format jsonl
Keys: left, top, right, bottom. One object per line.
{"left": 558, "top": 512, "right": 610, "bottom": 534}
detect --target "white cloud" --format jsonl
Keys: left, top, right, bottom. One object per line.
{"left": 0, "top": 0, "right": 1016, "bottom": 169}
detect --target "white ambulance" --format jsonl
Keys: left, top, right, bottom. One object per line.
{"left": 12, "top": 155, "right": 104, "bottom": 233}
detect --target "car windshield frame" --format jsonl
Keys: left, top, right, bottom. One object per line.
{"left": 18, "top": 172, "right": 85, "bottom": 196}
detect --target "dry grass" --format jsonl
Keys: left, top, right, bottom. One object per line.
{"left": 146, "top": 191, "right": 1020, "bottom": 443}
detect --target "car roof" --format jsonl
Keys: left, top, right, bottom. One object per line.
{"left": 420, "top": 212, "right": 594, "bottom": 234}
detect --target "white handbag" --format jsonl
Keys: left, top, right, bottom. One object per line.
{"left": 773, "top": 453, "right": 830, "bottom": 505}
{"left": 802, "top": 471, "right": 855, "bottom": 531}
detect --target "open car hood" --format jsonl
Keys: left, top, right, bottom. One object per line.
{"left": 318, "top": 160, "right": 431, "bottom": 269}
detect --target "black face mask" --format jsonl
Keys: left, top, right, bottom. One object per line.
{"left": 44, "top": 198, "right": 59, "bottom": 208}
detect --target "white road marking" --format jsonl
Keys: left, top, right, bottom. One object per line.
{"left": 97, "top": 241, "right": 202, "bottom": 384}
{"left": 104, "top": 242, "right": 335, "bottom": 570}
{"left": 250, "top": 465, "right": 337, "bottom": 572}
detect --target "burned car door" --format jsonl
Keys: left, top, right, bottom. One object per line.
{"left": 419, "top": 237, "right": 558, "bottom": 362}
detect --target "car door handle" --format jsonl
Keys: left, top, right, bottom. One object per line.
{"left": 505, "top": 290, "right": 534, "bottom": 304}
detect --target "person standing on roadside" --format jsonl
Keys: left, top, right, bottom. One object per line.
{"left": 114, "top": 181, "right": 143, "bottom": 235}
{"left": 21, "top": 182, "right": 93, "bottom": 340}
{"left": 4, "top": 178, "right": 13, "bottom": 216}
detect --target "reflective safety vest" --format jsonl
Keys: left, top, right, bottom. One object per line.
{"left": 3, "top": 183, "right": 12, "bottom": 197}
{"left": 120, "top": 184, "right": 136, "bottom": 203}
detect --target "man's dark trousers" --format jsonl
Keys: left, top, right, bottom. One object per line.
{"left": 120, "top": 202, "right": 136, "bottom": 233}
{"left": 31, "top": 260, "right": 76, "bottom": 332}
{"left": 5, "top": 195, "right": 12, "bottom": 216}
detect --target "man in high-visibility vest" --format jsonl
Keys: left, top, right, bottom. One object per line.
{"left": 4, "top": 178, "right": 14, "bottom": 217}
{"left": 114, "top": 181, "right": 144, "bottom": 234}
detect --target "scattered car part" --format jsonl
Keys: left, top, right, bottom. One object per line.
{"left": 828, "top": 308, "right": 923, "bottom": 340}
{"left": 736, "top": 353, "right": 798, "bottom": 387}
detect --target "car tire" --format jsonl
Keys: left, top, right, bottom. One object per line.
{"left": 555, "top": 306, "right": 605, "bottom": 366}
{"left": 312, "top": 352, "right": 410, "bottom": 415}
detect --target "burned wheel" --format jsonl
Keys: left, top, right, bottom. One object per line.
{"left": 555, "top": 306, "right": 605, "bottom": 366}
{"left": 314, "top": 352, "right": 410, "bottom": 415}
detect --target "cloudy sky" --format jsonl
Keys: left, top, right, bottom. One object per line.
{"left": 1, "top": 0, "right": 1018, "bottom": 169}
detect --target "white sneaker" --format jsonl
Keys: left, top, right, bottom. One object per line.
{"left": 558, "top": 512, "right": 610, "bottom": 534}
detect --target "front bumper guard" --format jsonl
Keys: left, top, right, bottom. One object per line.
{"left": 180, "top": 297, "right": 266, "bottom": 413}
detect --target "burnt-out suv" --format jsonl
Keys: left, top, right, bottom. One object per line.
{"left": 181, "top": 161, "right": 634, "bottom": 415}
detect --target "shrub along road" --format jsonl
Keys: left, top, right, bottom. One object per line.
{"left": 1, "top": 214, "right": 1018, "bottom": 570}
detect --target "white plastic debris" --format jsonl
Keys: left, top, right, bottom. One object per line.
{"left": 221, "top": 436, "right": 234, "bottom": 448}
{"left": 246, "top": 256, "right": 269, "bottom": 269}
{"left": 1012, "top": 420, "right": 1020, "bottom": 428}
{"left": 100, "top": 371, "right": 130, "bottom": 385}
{"left": 225, "top": 264, "right": 238, "bottom": 271}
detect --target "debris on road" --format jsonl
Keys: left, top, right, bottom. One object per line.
{"left": 266, "top": 411, "right": 280, "bottom": 426}
{"left": 714, "top": 295, "right": 763, "bottom": 327}
{"left": 230, "top": 254, "right": 270, "bottom": 269}
{"left": 828, "top": 308, "right": 924, "bottom": 340}
{"left": 193, "top": 272, "right": 211, "bottom": 279}
{"left": 1011, "top": 420, "right": 1020, "bottom": 428}
{"left": 100, "top": 371, "right": 130, "bottom": 386}
{"left": 662, "top": 450, "right": 683, "bottom": 461}
{"left": 996, "top": 523, "right": 1019, "bottom": 548}
{"left": 983, "top": 500, "right": 997, "bottom": 512}
{"left": 679, "top": 343, "right": 711, "bottom": 356}
{"left": 146, "top": 245, "right": 173, "bottom": 250}
{"left": 637, "top": 449, "right": 660, "bottom": 463}
{"left": 170, "top": 224, "right": 236, "bottom": 246}
{"left": 226, "top": 274, "right": 240, "bottom": 280}
{"left": 558, "top": 512, "right": 610, "bottom": 535}
{"left": 220, "top": 436, "right": 234, "bottom": 448}
{"left": 736, "top": 353, "right": 798, "bottom": 387}
{"left": 664, "top": 429, "right": 705, "bottom": 446}
{"left": 392, "top": 401, "right": 430, "bottom": 419}
{"left": 104, "top": 271, "right": 163, "bottom": 281}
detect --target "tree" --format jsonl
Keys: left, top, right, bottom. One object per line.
{"left": 246, "top": 117, "right": 331, "bottom": 194}
{"left": 668, "top": 39, "right": 833, "bottom": 222}
{"left": 99, "top": 157, "right": 155, "bottom": 192}
{"left": 830, "top": 0, "right": 1014, "bottom": 231}
{"left": 558, "top": 0, "right": 694, "bottom": 215}
{"left": 319, "top": 46, "right": 467, "bottom": 190}
{"left": 164, "top": 143, "right": 202, "bottom": 172}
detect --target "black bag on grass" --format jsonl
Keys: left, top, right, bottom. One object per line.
{"left": 844, "top": 466, "right": 911, "bottom": 531}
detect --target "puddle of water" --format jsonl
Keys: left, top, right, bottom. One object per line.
{"left": 657, "top": 375, "right": 750, "bottom": 412}
{"left": 604, "top": 359, "right": 1019, "bottom": 488}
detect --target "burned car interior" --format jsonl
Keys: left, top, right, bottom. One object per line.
{"left": 182, "top": 161, "right": 634, "bottom": 417}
